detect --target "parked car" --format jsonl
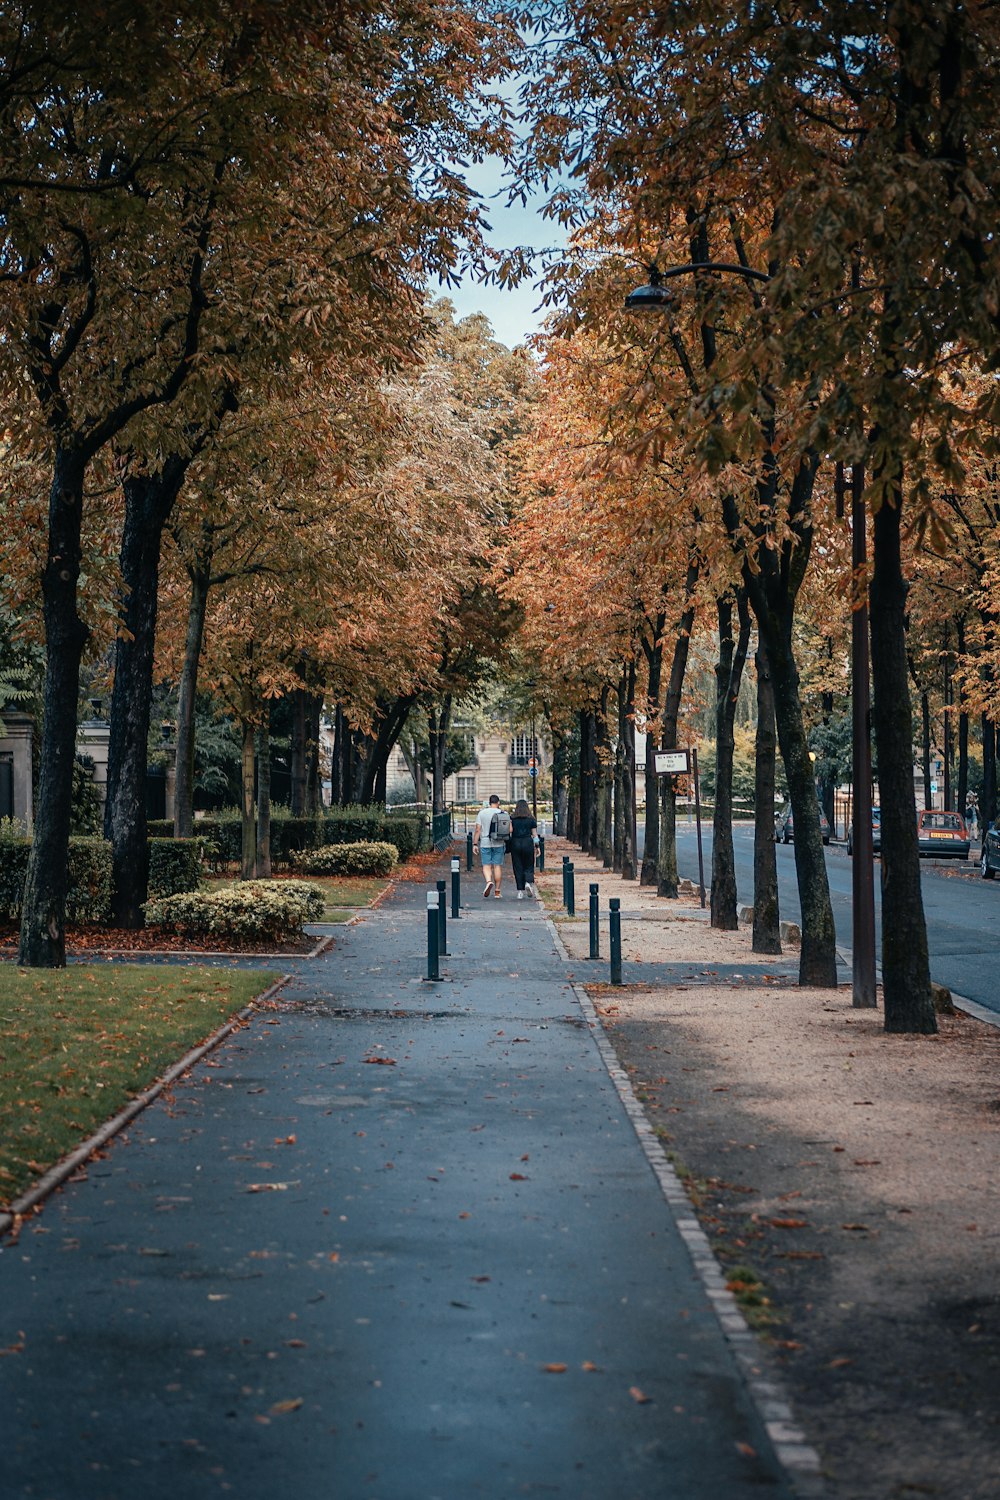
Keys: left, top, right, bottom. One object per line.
{"left": 980, "top": 821, "right": 1000, "bottom": 879}
{"left": 915, "top": 809, "right": 970, "bottom": 860}
{"left": 847, "top": 806, "right": 881, "bottom": 857}
{"left": 774, "top": 802, "right": 831, "bottom": 845}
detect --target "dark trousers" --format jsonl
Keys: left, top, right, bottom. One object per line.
{"left": 510, "top": 838, "right": 535, "bottom": 890}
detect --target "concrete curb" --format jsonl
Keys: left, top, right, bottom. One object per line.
{"left": 0, "top": 972, "right": 291, "bottom": 1244}
{"left": 545, "top": 915, "right": 826, "bottom": 1499}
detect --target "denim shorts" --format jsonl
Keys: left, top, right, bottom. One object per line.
{"left": 479, "top": 843, "right": 505, "bottom": 866}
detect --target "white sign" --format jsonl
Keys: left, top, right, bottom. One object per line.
{"left": 654, "top": 750, "right": 689, "bottom": 775}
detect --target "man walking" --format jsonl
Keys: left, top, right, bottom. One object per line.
{"left": 472, "top": 794, "right": 509, "bottom": 899}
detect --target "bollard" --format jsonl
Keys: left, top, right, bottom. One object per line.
{"left": 589, "top": 883, "right": 600, "bottom": 960}
{"left": 451, "top": 856, "right": 461, "bottom": 920}
{"left": 426, "top": 890, "right": 440, "bottom": 981}
{"left": 562, "top": 856, "right": 570, "bottom": 908}
{"left": 538, "top": 835, "right": 545, "bottom": 872}
{"left": 466, "top": 830, "right": 474, "bottom": 871}
{"left": 436, "top": 878, "right": 448, "bottom": 956}
{"left": 609, "top": 898, "right": 622, "bottom": 986}
{"left": 566, "top": 862, "right": 576, "bottom": 916}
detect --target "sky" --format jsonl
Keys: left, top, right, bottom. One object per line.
{"left": 439, "top": 151, "right": 569, "bottom": 350}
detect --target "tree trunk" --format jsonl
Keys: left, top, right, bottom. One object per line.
{"left": 763, "top": 616, "right": 838, "bottom": 985}
{"left": 578, "top": 709, "right": 595, "bottom": 853}
{"left": 982, "top": 712, "right": 997, "bottom": 830}
{"left": 752, "top": 643, "right": 782, "bottom": 955}
{"left": 240, "top": 719, "right": 256, "bottom": 880}
{"left": 290, "top": 687, "right": 307, "bottom": 815}
{"left": 621, "top": 660, "right": 638, "bottom": 881}
{"left": 257, "top": 712, "right": 272, "bottom": 878}
{"left": 429, "top": 696, "right": 453, "bottom": 817}
{"left": 640, "top": 622, "right": 665, "bottom": 885}
{"left": 870, "top": 486, "right": 935, "bottom": 1033}
{"left": 331, "top": 704, "right": 346, "bottom": 807}
{"left": 597, "top": 686, "right": 613, "bottom": 867}
{"left": 921, "top": 690, "right": 932, "bottom": 809}
{"left": 306, "top": 693, "right": 322, "bottom": 816}
{"left": 657, "top": 563, "right": 698, "bottom": 898}
{"left": 957, "top": 617, "right": 968, "bottom": 820}
{"left": 711, "top": 591, "right": 750, "bottom": 930}
{"left": 174, "top": 541, "right": 213, "bottom": 838}
{"left": 18, "top": 446, "right": 89, "bottom": 967}
{"left": 105, "top": 461, "right": 186, "bottom": 927}
{"left": 360, "top": 695, "right": 414, "bottom": 806}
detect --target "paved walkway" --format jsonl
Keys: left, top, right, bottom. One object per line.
{"left": 1, "top": 861, "right": 802, "bottom": 1499}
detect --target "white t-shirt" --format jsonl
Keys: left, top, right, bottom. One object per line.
{"left": 475, "top": 805, "right": 504, "bottom": 845}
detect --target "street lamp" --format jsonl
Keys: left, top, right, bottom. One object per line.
{"left": 625, "top": 264, "right": 877, "bottom": 1008}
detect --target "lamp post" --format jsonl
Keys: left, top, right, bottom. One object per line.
{"left": 625, "top": 263, "right": 877, "bottom": 1007}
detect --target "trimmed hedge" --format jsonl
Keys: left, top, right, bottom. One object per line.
{"left": 148, "top": 838, "right": 201, "bottom": 897}
{"left": 146, "top": 806, "right": 428, "bottom": 867}
{"left": 0, "top": 834, "right": 113, "bottom": 923}
{"left": 143, "top": 879, "right": 326, "bottom": 942}
{"left": 293, "top": 840, "right": 398, "bottom": 877}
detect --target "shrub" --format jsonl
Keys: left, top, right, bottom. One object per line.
{"left": 0, "top": 834, "right": 113, "bottom": 924}
{"left": 147, "top": 819, "right": 173, "bottom": 839}
{"left": 147, "top": 838, "right": 201, "bottom": 897}
{"left": 143, "top": 878, "right": 325, "bottom": 942}
{"left": 66, "top": 838, "right": 114, "bottom": 923}
{"left": 294, "top": 840, "right": 398, "bottom": 877}
{"left": 321, "top": 806, "right": 425, "bottom": 859}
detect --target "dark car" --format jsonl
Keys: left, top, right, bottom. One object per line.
{"left": 981, "top": 822, "right": 1000, "bottom": 879}
{"left": 915, "top": 809, "right": 970, "bottom": 860}
{"left": 847, "top": 806, "right": 881, "bottom": 857}
{"left": 775, "top": 802, "right": 831, "bottom": 845}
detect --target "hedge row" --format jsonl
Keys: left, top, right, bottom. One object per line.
{"left": 292, "top": 841, "right": 398, "bottom": 877}
{"left": 0, "top": 835, "right": 203, "bottom": 921}
{"left": 147, "top": 806, "right": 427, "bottom": 865}
{"left": 143, "top": 880, "right": 325, "bottom": 942}
{"left": 0, "top": 836, "right": 114, "bottom": 923}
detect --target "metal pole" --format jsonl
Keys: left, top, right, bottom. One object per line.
{"left": 466, "top": 830, "right": 474, "bottom": 871}
{"left": 436, "top": 878, "right": 448, "bottom": 956}
{"left": 609, "top": 898, "right": 622, "bottom": 986}
{"left": 425, "top": 890, "right": 440, "bottom": 981}
{"left": 451, "top": 856, "right": 461, "bottom": 920}
{"left": 538, "top": 835, "right": 545, "bottom": 871}
{"left": 562, "top": 854, "right": 569, "bottom": 908}
{"left": 566, "top": 862, "right": 575, "bottom": 916}
{"left": 589, "top": 883, "right": 600, "bottom": 960}
{"left": 691, "top": 747, "right": 706, "bottom": 908}
{"left": 851, "top": 462, "right": 877, "bottom": 1008}
{"left": 531, "top": 710, "right": 538, "bottom": 820}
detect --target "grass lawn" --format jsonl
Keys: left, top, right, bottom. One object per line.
{"left": 0, "top": 964, "right": 277, "bottom": 1208}
{"left": 202, "top": 874, "right": 388, "bottom": 918}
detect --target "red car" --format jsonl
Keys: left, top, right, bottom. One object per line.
{"left": 915, "top": 809, "right": 970, "bottom": 859}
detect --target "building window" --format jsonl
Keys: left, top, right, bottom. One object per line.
{"left": 456, "top": 776, "right": 476, "bottom": 802}
{"left": 511, "top": 731, "right": 538, "bottom": 762}
{"left": 511, "top": 776, "right": 527, "bottom": 802}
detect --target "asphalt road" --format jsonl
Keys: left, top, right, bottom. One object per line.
{"left": 666, "top": 821, "right": 1000, "bottom": 1020}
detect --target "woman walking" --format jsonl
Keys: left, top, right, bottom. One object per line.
{"left": 509, "top": 798, "right": 539, "bottom": 899}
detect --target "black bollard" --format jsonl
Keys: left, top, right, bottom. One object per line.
{"left": 436, "top": 878, "right": 448, "bottom": 956}
{"left": 426, "top": 890, "right": 440, "bottom": 981}
{"left": 466, "top": 831, "right": 474, "bottom": 871}
{"left": 566, "top": 862, "right": 575, "bottom": 916}
{"left": 451, "top": 856, "right": 461, "bottom": 919}
{"left": 538, "top": 835, "right": 545, "bottom": 872}
{"left": 562, "top": 856, "right": 570, "bottom": 908}
{"left": 589, "top": 883, "right": 600, "bottom": 960}
{"left": 609, "top": 898, "right": 622, "bottom": 986}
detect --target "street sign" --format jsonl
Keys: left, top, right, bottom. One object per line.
{"left": 654, "top": 749, "right": 690, "bottom": 775}
{"left": 528, "top": 765, "right": 538, "bottom": 777}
